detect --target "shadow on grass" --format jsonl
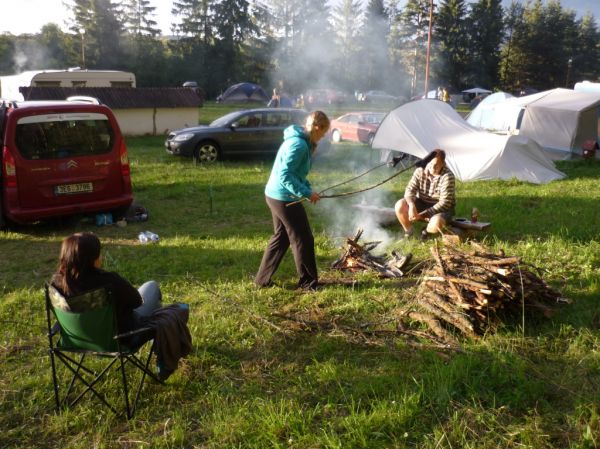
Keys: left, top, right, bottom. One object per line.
{"left": 184, "top": 314, "right": 596, "bottom": 448}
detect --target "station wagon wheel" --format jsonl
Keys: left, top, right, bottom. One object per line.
{"left": 194, "top": 142, "right": 220, "bottom": 163}
{"left": 331, "top": 129, "right": 342, "bottom": 143}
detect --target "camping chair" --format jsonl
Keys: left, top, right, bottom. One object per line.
{"left": 45, "top": 284, "right": 163, "bottom": 419}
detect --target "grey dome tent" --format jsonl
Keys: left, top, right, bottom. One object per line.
{"left": 216, "top": 82, "right": 269, "bottom": 103}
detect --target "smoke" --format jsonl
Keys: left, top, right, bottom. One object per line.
{"left": 313, "top": 147, "right": 401, "bottom": 253}
{"left": 13, "top": 41, "right": 52, "bottom": 73}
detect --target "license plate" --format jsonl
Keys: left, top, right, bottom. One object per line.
{"left": 54, "top": 182, "right": 93, "bottom": 195}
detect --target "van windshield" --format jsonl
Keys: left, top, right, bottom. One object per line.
{"left": 15, "top": 112, "right": 114, "bottom": 160}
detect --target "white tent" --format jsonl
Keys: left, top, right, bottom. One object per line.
{"left": 466, "top": 92, "right": 515, "bottom": 130}
{"left": 467, "top": 88, "right": 600, "bottom": 154}
{"left": 574, "top": 81, "right": 600, "bottom": 93}
{"left": 371, "top": 100, "right": 565, "bottom": 184}
{"left": 462, "top": 87, "right": 492, "bottom": 94}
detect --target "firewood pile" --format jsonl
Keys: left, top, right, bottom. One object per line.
{"left": 331, "top": 229, "right": 412, "bottom": 278}
{"left": 410, "top": 241, "right": 570, "bottom": 342}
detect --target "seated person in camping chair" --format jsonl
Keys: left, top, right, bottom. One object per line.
{"left": 394, "top": 149, "right": 456, "bottom": 240}
{"left": 51, "top": 232, "right": 191, "bottom": 381}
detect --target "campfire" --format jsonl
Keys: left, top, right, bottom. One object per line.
{"left": 331, "top": 229, "right": 412, "bottom": 278}
{"left": 407, "top": 241, "right": 570, "bottom": 343}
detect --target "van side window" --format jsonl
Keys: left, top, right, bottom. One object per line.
{"left": 15, "top": 118, "right": 114, "bottom": 160}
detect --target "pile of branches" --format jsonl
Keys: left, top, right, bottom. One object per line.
{"left": 409, "top": 241, "right": 570, "bottom": 343}
{"left": 331, "top": 229, "right": 411, "bottom": 278}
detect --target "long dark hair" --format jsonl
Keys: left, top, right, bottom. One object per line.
{"left": 416, "top": 149, "right": 446, "bottom": 168}
{"left": 54, "top": 232, "right": 101, "bottom": 295}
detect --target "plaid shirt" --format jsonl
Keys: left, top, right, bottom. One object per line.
{"left": 404, "top": 166, "right": 456, "bottom": 218}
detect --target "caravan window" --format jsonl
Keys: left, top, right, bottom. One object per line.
{"left": 111, "top": 81, "right": 133, "bottom": 88}
{"left": 33, "top": 81, "right": 61, "bottom": 87}
{"left": 15, "top": 112, "right": 114, "bottom": 160}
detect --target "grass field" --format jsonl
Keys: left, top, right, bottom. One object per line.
{"left": 1, "top": 105, "right": 599, "bottom": 448}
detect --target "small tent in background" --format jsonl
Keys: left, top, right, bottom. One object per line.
{"left": 466, "top": 92, "right": 515, "bottom": 130}
{"left": 574, "top": 81, "right": 600, "bottom": 93}
{"left": 371, "top": 100, "right": 565, "bottom": 184}
{"left": 216, "top": 82, "right": 269, "bottom": 103}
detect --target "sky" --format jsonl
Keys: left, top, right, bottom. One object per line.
{"left": 1, "top": 0, "right": 599, "bottom": 36}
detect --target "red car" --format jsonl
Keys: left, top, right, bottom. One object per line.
{"left": 329, "top": 112, "right": 386, "bottom": 145}
{"left": 1, "top": 99, "right": 133, "bottom": 226}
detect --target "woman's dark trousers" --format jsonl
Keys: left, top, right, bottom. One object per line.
{"left": 255, "top": 196, "right": 318, "bottom": 289}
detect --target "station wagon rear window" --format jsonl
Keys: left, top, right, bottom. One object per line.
{"left": 15, "top": 112, "right": 114, "bottom": 160}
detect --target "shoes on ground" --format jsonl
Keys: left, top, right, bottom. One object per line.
{"left": 296, "top": 283, "right": 322, "bottom": 293}
{"left": 255, "top": 280, "right": 275, "bottom": 288}
{"left": 402, "top": 228, "right": 414, "bottom": 240}
{"left": 419, "top": 229, "right": 429, "bottom": 241}
{"left": 156, "top": 363, "right": 174, "bottom": 382}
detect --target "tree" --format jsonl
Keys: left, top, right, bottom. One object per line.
{"left": 572, "top": 13, "right": 600, "bottom": 83}
{"left": 66, "top": 0, "right": 126, "bottom": 69}
{"left": 211, "top": 0, "right": 255, "bottom": 87}
{"left": 465, "top": 0, "right": 503, "bottom": 89}
{"left": 0, "top": 34, "right": 16, "bottom": 75}
{"left": 360, "top": 0, "right": 392, "bottom": 91}
{"left": 39, "top": 24, "right": 77, "bottom": 69}
{"left": 171, "top": 0, "right": 213, "bottom": 43}
{"left": 331, "top": 0, "right": 363, "bottom": 90}
{"left": 391, "top": 0, "right": 431, "bottom": 96}
{"left": 499, "top": 0, "right": 578, "bottom": 91}
{"left": 121, "top": 0, "right": 161, "bottom": 37}
{"left": 433, "top": 0, "right": 469, "bottom": 91}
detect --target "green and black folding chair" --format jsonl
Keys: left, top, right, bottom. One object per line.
{"left": 45, "top": 284, "right": 163, "bottom": 419}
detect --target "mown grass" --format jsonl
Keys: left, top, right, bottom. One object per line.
{"left": 1, "top": 126, "right": 599, "bottom": 448}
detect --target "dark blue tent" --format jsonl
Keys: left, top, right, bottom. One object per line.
{"left": 216, "top": 82, "right": 269, "bottom": 103}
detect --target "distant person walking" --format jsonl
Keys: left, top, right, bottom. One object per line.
{"left": 268, "top": 88, "right": 281, "bottom": 108}
{"left": 255, "top": 111, "right": 330, "bottom": 291}
{"left": 442, "top": 87, "right": 450, "bottom": 103}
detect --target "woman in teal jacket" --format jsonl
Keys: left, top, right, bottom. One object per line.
{"left": 255, "top": 111, "right": 330, "bottom": 291}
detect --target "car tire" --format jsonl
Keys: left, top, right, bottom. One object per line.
{"left": 332, "top": 129, "right": 342, "bottom": 143}
{"left": 194, "top": 141, "right": 220, "bottom": 163}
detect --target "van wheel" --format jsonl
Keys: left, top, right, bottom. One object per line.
{"left": 332, "top": 130, "right": 342, "bottom": 143}
{"left": 194, "top": 142, "right": 220, "bottom": 163}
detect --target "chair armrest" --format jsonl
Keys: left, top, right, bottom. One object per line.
{"left": 114, "top": 326, "right": 153, "bottom": 341}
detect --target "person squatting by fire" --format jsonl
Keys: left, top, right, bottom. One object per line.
{"left": 394, "top": 149, "right": 456, "bottom": 240}
{"left": 255, "top": 110, "right": 331, "bottom": 291}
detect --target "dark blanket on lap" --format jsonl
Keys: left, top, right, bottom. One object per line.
{"left": 148, "top": 304, "right": 192, "bottom": 372}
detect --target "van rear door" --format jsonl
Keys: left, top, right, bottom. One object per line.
{"left": 12, "top": 111, "right": 126, "bottom": 209}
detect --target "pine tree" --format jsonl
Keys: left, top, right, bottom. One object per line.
{"left": 121, "top": 0, "right": 160, "bottom": 37}
{"left": 65, "top": 0, "right": 125, "bottom": 69}
{"left": 392, "top": 0, "right": 430, "bottom": 96}
{"left": 466, "top": 0, "right": 503, "bottom": 89}
{"left": 434, "top": 0, "right": 468, "bottom": 91}
{"left": 331, "top": 0, "right": 363, "bottom": 89}
{"left": 360, "top": 0, "right": 392, "bottom": 91}
{"left": 573, "top": 13, "right": 600, "bottom": 83}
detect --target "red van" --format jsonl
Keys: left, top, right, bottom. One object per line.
{"left": 0, "top": 99, "right": 133, "bottom": 226}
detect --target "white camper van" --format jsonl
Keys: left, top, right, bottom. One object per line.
{"left": 0, "top": 68, "right": 136, "bottom": 101}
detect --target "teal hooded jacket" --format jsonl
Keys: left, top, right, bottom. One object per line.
{"left": 265, "top": 125, "right": 313, "bottom": 202}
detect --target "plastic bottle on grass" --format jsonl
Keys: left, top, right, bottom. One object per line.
{"left": 145, "top": 231, "right": 159, "bottom": 242}
{"left": 138, "top": 232, "right": 149, "bottom": 244}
